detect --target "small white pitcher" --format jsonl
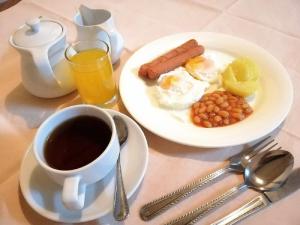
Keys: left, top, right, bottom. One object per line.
{"left": 74, "top": 5, "right": 124, "bottom": 64}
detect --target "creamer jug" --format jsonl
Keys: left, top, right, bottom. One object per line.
{"left": 74, "top": 5, "right": 124, "bottom": 64}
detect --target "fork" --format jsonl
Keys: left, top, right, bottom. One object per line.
{"left": 163, "top": 145, "right": 283, "bottom": 225}
{"left": 140, "top": 136, "right": 278, "bottom": 221}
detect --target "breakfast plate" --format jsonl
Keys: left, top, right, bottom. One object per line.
{"left": 19, "top": 109, "right": 148, "bottom": 223}
{"left": 119, "top": 32, "right": 293, "bottom": 148}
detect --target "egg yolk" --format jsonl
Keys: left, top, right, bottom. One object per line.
{"left": 222, "top": 57, "right": 260, "bottom": 97}
{"left": 159, "top": 75, "right": 180, "bottom": 89}
{"left": 185, "top": 56, "right": 214, "bottom": 73}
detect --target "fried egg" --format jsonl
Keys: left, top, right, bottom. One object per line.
{"left": 185, "top": 51, "right": 233, "bottom": 83}
{"left": 154, "top": 67, "right": 209, "bottom": 109}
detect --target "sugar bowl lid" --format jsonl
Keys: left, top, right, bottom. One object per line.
{"left": 12, "top": 17, "right": 63, "bottom": 48}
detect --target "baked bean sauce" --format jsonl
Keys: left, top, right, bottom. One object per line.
{"left": 191, "top": 91, "right": 253, "bottom": 128}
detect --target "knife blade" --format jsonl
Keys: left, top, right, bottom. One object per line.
{"left": 211, "top": 168, "right": 300, "bottom": 225}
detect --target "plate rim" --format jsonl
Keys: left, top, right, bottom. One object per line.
{"left": 119, "top": 32, "right": 294, "bottom": 148}
{"left": 19, "top": 109, "right": 148, "bottom": 223}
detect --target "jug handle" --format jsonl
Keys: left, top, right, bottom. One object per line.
{"left": 31, "top": 48, "right": 60, "bottom": 87}
{"left": 104, "top": 28, "right": 124, "bottom": 64}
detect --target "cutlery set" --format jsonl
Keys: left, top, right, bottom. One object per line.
{"left": 140, "top": 137, "right": 298, "bottom": 224}
{"left": 211, "top": 168, "right": 300, "bottom": 225}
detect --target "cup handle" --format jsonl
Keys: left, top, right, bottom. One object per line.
{"left": 62, "top": 176, "right": 86, "bottom": 210}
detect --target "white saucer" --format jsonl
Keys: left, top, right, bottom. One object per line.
{"left": 19, "top": 109, "right": 148, "bottom": 223}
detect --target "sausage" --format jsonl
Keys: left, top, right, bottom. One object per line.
{"left": 138, "top": 39, "right": 198, "bottom": 77}
{"left": 147, "top": 45, "right": 205, "bottom": 79}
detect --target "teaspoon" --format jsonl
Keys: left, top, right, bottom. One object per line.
{"left": 113, "top": 115, "right": 129, "bottom": 221}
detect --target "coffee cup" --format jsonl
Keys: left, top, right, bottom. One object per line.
{"left": 33, "top": 105, "right": 120, "bottom": 210}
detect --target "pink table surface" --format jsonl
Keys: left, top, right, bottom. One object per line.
{"left": 1, "top": 0, "right": 300, "bottom": 224}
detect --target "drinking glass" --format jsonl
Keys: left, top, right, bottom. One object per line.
{"left": 65, "top": 40, "right": 117, "bottom": 106}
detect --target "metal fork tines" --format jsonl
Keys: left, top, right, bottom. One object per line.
{"left": 164, "top": 146, "right": 289, "bottom": 225}
{"left": 140, "top": 136, "right": 277, "bottom": 221}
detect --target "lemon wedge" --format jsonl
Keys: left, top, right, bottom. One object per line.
{"left": 222, "top": 57, "right": 260, "bottom": 97}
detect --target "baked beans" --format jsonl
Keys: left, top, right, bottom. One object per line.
{"left": 191, "top": 91, "right": 253, "bottom": 128}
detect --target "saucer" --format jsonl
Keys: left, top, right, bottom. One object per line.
{"left": 19, "top": 109, "right": 148, "bottom": 223}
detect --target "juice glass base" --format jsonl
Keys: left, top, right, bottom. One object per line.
{"left": 82, "top": 93, "right": 118, "bottom": 108}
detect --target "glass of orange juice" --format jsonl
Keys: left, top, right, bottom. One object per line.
{"left": 65, "top": 40, "right": 117, "bottom": 106}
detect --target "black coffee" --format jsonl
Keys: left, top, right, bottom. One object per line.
{"left": 44, "top": 115, "right": 111, "bottom": 170}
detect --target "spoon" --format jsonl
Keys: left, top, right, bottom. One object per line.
{"left": 140, "top": 136, "right": 275, "bottom": 221}
{"left": 113, "top": 115, "right": 129, "bottom": 221}
{"left": 165, "top": 149, "right": 294, "bottom": 225}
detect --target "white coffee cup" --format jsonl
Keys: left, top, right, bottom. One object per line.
{"left": 33, "top": 105, "right": 120, "bottom": 210}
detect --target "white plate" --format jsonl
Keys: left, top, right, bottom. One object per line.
{"left": 119, "top": 32, "right": 293, "bottom": 148}
{"left": 19, "top": 109, "right": 148, "bottom": 223}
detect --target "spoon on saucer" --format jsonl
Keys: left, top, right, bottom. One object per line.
{"left": 165, "top": 149, "right": 294, "bottom": 225}
{"left": 113, "top": 115, "right": 129, "bottom": 221}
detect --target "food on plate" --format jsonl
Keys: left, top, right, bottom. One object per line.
{"left": 138, "top": 39, "right": 204, "bottom": 80}
{"left": 191, "top": 91, "right": 253, "bottom": 128}
{"left": 139, "top": 39, "right": 198, "bottom": 77}
{"left": 185, "top": 52, "right": 232, "bottom": 83}
{"left": 185, "top": 56, "right": 216, "bottom": 82}
{"left": 138, "top": 38, "right": 258, "bottom": 128}
{"left": 147, "top": 45, "right": 204, "bottom": 79}
{"left": 222, "top": 57, "right": 260, "bottom": 97}
{"left": 154, "top": 67, "right": 209, "bottom": 110}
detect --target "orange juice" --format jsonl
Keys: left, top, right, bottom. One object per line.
{"left": 69, "top": 48, "right": 117, "bottom": 105}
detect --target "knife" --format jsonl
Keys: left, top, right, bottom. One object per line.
{"left": 211, "top": 168, "right": 300, "bottom": 225}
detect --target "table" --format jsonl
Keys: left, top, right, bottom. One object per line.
{"left": 0, "top": 0, "right": 299, "bottom": 224}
